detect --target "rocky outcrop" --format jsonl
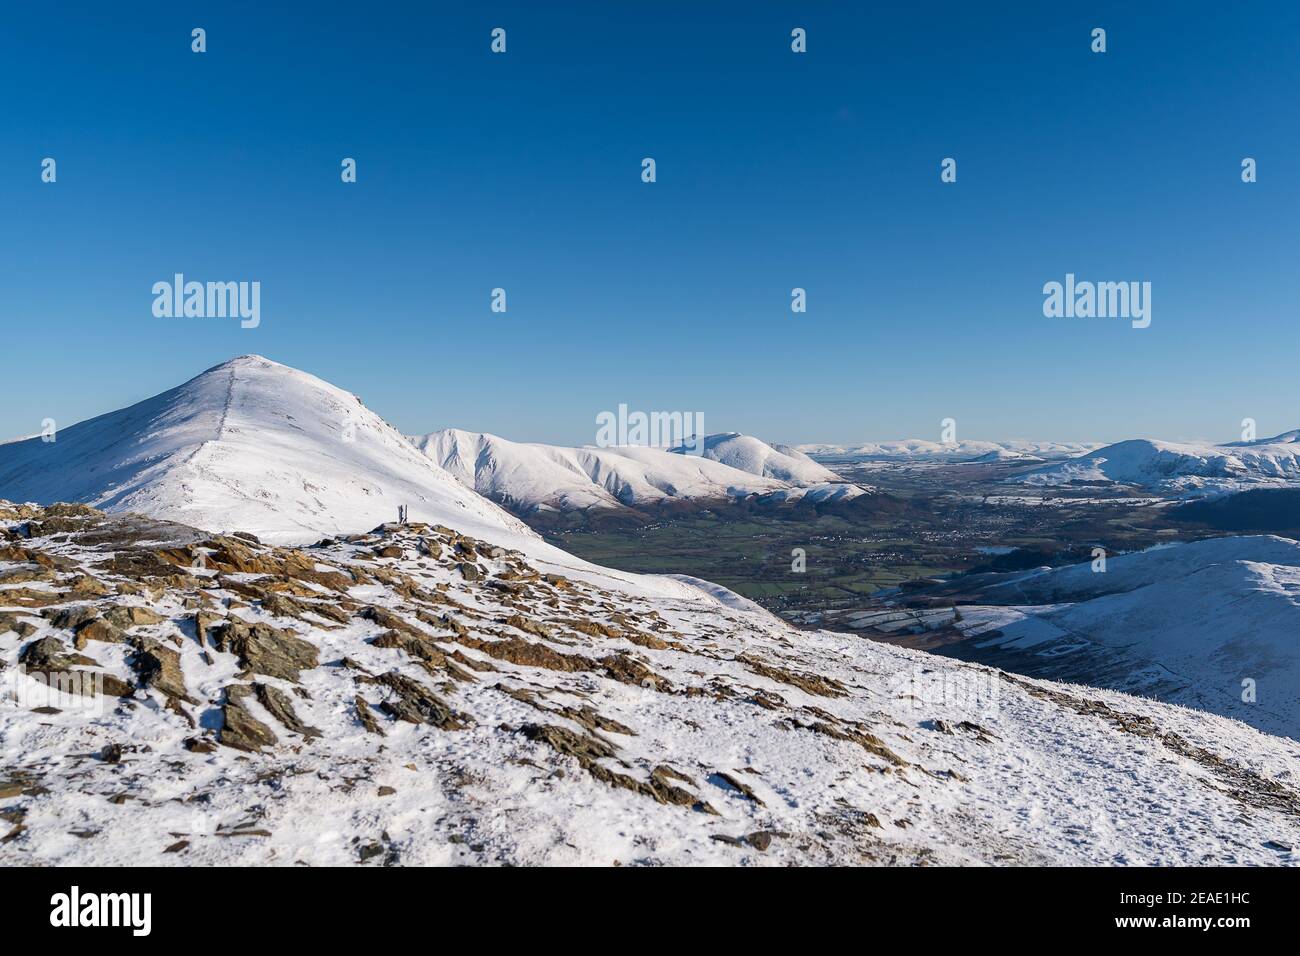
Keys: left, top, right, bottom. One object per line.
{"left": 213, "top": 619, "right": 319, "bottom": 682}
{"left": 219, "top": 685, "right": 278, "bottom": 752}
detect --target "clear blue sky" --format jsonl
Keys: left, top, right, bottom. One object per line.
{"left": 2, "top": 1, "right": 1296, "bottom": 446}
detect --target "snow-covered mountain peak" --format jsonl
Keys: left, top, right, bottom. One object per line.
{"left": 1015, "top": 430, "right": 1300, "bottom": 493}
{"left": 413, "top": 429, "right": 865, "bottom": 516}
{"left": 670, "top": 432, "right": 843, "bottom": 484}
{"left": 0, "top": 356, "right": 536, "bottom": 548}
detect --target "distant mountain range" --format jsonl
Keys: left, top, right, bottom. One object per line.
{"left": 3, "top": 354, "right": 1300, "bottom": 864}
{"left": 797, "top": 440, "right": 1101, "bottom": 462}
{"left": 415, "top": 428, "right": 865, "bottom": 518}
{"left": 800, "top": 432, "right": 1300, "bottom": 498}
{"left": 0, "top": 356, "right": 866, "bottom": 542}
{"left": 1015, "top": 432, "right": 1300, "bottom": 494}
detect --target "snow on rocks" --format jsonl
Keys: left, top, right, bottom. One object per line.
{"left": 2, "top": 500, "right": 1299, "bottom": 866}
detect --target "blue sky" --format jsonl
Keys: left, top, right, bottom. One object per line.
{"left": 2, "top": 2, "right": 1297, "bottom": 446}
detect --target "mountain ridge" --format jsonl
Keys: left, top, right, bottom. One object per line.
{"left": 0, "top": 355, "right": 538, "bottom": 549}
{"left": 414, "top": 427, "right": 866, "bottom": 517}
{"left": 1015, "top": 433, "right": 1300, "bottom": 493}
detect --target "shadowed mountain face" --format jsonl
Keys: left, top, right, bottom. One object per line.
{"left": 1171, "top": 488, "right": 1300, "bottom": 538}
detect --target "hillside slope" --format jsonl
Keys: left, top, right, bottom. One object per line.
{"left": 850, "top": 537, "right": 1300, "bottom": 738}
{"left": 1, "top": 501, "right": 1298, "bottom": 866}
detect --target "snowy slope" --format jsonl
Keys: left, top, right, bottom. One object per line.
{"left": 799, "top": 439, "right": 1099, "bottom": 461}
{"left": 967, "top": 449, "right": 1044, "bottom": 463}
{"left": 1016, "top": 432, "right": 1300, "bottom": 493}
{"left": 0, "top": 357, "right": 813, "bottom": 605}
{"left": 870, "top": 537, "right": 1300, "bottom": 739}
{"left": 669, "top": 432, "right": 843, "bottom": 483}
{"left": 0, "top": 356, "right": 541, "bottom": 549}
{"left": 3, "top": 502, "right": 1299, "bottom": 866}
{"left": 414, "top": 429, "right": 865, "bottom": 515}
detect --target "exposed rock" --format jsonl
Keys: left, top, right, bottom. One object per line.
{"left": 253, "top": 682, "right": 322, "bottom": 740}
{"left": 132, "top": 640, "right": 193, "bottom": 703}
{"left": 0, "top": 611, "right": 37, "bottom": 638}
{"left": 375, "top": 672, "right": 465, "bottom": 729}
{"left": 713, "top": 771, "right": 766, "bottom": 806}
{"left": 213, "top": 619, "right": 319, "bottom": 682}
{"left": 103, "top": 605, "right": 167, "bottom": 630}
{"left": 66, "top": 575, "right": 111, "bottom": 597}
{"left": 354, "top": 695, "right": 386, "bottom": 736}
{"left": 219, "top": 685, "right": 278, "bottom": 752}
{"left": 73, "top": 617, "right": 128, "bottom": 649}
{"left": 739, "top": 653, "right": 847, "bottom": 698}
{"left": 19, "top": 636, "right": 95, "bottom": 670}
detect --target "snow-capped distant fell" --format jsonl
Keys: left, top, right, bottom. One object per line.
{"left": 798, "top": 439, "right": 1100, "bottom": 462}
{"left": 1015, "top": 431, "right": 1300, "bottom": 494}
{"left": 669, "top": 432, "right": 844, "bottom": 483}
{"left": 0, "top": 355, "right": 539, "bottom": 548}
{"left": 967, "top": 449, "right": 1045, "bottom": 463}
{"left": 414, "top": 429, "right": 866, "bottom": 516}
{"left": 863, "top": 536, "right": 1300, "bottom": 739}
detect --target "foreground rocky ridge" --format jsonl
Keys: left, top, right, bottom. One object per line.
{"left": 2, "top": 500, "right": 1298, "bottom": 865}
